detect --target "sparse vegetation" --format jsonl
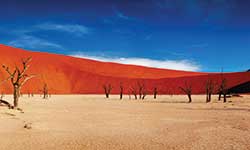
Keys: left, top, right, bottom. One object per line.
{"left": 0, "top": 92, "right": 4, "bottom": 100}
{"left": 2, "top": 57, "right": 35, "bottom": 108}
{"left": 153, "top": 87, "right": 157, "bottom": 99}
{"left": 218, "top": 78, "right": 228, "bottom": 103}
{"left": 103, "top": 83, "right": 112, "bottom": 98}
{"left": 43, "top": 83, "right": 49, "bottom": 99}
{"left": 142, "top": 89, "right": 147, "bottom": 100}
{"left": 130, "top": 86, "right": 137, "bottom": 100}
{"left": 180, "top": 82, "right": 192, "bottom": 103}
{"left": 205, "top": 79, "right": 214, "bottom": 103}
{"left": 119, "top": 82, "right": 123, "bottom": 100}
{"left": 137, "top": 82, "right": 147, "bottom": 100}
{"left": 129, "top": 82, "right": 147, "bottom": 100}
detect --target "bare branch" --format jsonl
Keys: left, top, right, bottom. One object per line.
{"left": 2, "top": 65, "right": 13, "bottom": 76}
{"left": 20, "top": 57, "right": 32, "bottom": 77}
{"left": 179, "top": 82, "right": 192, "bottom": 103}
{"left": 2, "top": 57, "right": 34, "bottom": 108}
{"left": 103, "top": 83, "right": 112, "bottom": 98}
{"left": 20, "top": 74, "right": 36, "bottom": 86}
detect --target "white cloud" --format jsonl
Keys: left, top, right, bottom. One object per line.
{"left": 70, "top": 53, "right": 201, "bottom": 71}
{"left": 8, "top": 35, "right": 64, "bottom": 49}
{"left": 35, "top": 23, "right": 90, "bottom": 36}
{"left": 116, "top": 11, "right": 130, "bottom": 20}
{"left": 6, "top": 22, "right": 89, "bottom": 50}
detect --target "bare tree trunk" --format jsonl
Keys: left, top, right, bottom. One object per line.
{"left": 206, "top": 94, "right": 209, "bottom": 103}
{"left": 0, "top": 93, "right": 4, "bottom": 99}
{"left": 139, "top": 93, "right": 142, "bottom": 99}
{"left": 120, "top": 93, "right": 122, "bottom": 100}
{"left": 134, "top": 94, "right": 137, "bottom": 100}
{"left": 43, "top": 90, "right": 48, "bottom": 99}
{"left": 43, "top": 83, "right": 49, "bottom": 99}
{"left": 2, "top": 57, "right": 35, "bottom": 109}
{"left": 188, "top": 94, "right": 192, "bottom": 103}
{"left": 103, "top": 84, "right": 112, "bottom": 99}
{"left": 206, "top": 93, "right": 212, "bottom": 103}
{"left": 223, "top": 94, "right": 227, "bottom": 103}
{"left": 119, "top": 84, "right": 123, "bottom": 100}
{"left": 43, "top": 92, "right": 48, "bottom": 99}
{"left": 153, "top": 87, "right": 157, "bottom": 99}
{"left": 209, "top": 93, "right": 212, "bottom": 102}
{"left": 142, "top": 93, "right": 146, "bottom": 100}
{"left": 218, "top": 92, "right": 222, "bottom": 101}
{"left": 179, "top": 82, "right": 192, "bottom": 103}
{"left": 13, "top": 85, "right": 20, "bottom": 108}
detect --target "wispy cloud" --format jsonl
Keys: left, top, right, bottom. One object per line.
{"left": 116, "top": 11, "right": 130, "bottom": 20}
{"left": 112, "top": 6, "right": 131, "bottom": 20}
{"left": 8, "top": 35, "right": 64, "bottom": 50}
{"left": 8, "top": 23, "right": 90, "bottom": 37}
{"left": 35, "top": 23, "right": 90, "bottom": 36}
{"left": 4, "top": 22, "right": 91, "bottom": 50}
{"left": 70, "top": 53, "right": 201, "bottom": 71}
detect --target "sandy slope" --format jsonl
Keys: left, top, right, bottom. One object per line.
{"left": 1, "top": 44, "right": 250, "bottom": 95}
{"left": 0, "top": 95, "right": 250, "bottom": 150}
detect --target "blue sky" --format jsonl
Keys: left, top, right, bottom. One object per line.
{"left": 0, "top": 0, "right": 249, "bottom": 72}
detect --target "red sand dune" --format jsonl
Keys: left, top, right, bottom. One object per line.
{"left": 0, "top": 44, "right": 249, "bottom": 94}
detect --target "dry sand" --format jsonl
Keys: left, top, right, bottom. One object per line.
{"left": 0, "top": 94, "right": 250, "bottom": 150}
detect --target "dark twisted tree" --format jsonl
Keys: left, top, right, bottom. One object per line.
{"left": 142, "top": 89, "right": 147, "bottom": 100}
{"left": 43, "top": 83, "right": 49, "bottom": 99}
{"left": 103, "top": 83, "right": 112, "bottom": 98}
{"left": 0, "top": 91, "right": 11, "bottom": 108}
{"left": 137, "top": 82, "right": 147, "bottom": 100}
{"left": 180, "top": 82, "right": 192, "bottom": 103}
{"left": 2, "top": 57, "right": 35, "bottom": 108}
{"left": 0, "top": 92, "right": 4, "bottom": 99}
{"left": 119, "top": 82, "right": 123, "bottom": 100}
{"left": 129, "top": 82, "right": 147, "bottom": 100}
{"left": 130, "top": 86, "right": 137, "bottom": 100}
{"left": 153, "top": 87, "right": 158, "bottom": 99}
{"left": 205, "top": 79, "right": 214, "bottom": 103}
{"left": 218, "top": 78, "right": 228, "bottom": 103}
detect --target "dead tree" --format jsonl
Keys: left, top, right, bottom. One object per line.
{"left": 0, "top": 92, "right": 10, "bottom": 109}
{"left": 130, "top": 82, "right": 147, "bottom": 100}
{"left": 142, "top": 89, "right": 147, "bottom": 100}
{"left": 205, "top": 79, "right": 214, "bottom": 103}
{"left": 2, "top": 57, "right": 35, "bottom": 108}
{"left": 130, "top": 86, "right": 137, "bottom": 100}
{"left": 0, "top": 100, "right": 11, "bottom": 108}
{"left": 153, "top": 87, "right": 158, "bottom": 99}
{"left": 0, "top": 92, "right": 4, "bottom": 100}
{"left": 180, "top": 82, "right": 192, "bottom": 103}
{"left": 137, "top": 82, "right": 147, "bottom": 100}
{"left": 137, "top": 82, "right": 144, "bottom": 99}
{"left": 43, "top": 83, "right": 49, "bottom": 99}
{"left": 218, "top": 78, "right": 227, "bottom": 102}
{"left": 103, "top": 83, "right": 112, "bottom": 98}
{"left": 119, "top": 83, "right": 123, "bottom": 100}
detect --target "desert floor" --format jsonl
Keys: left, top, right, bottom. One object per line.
{"left": 0, "top": 94, "right": 250, "bottom": 150}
